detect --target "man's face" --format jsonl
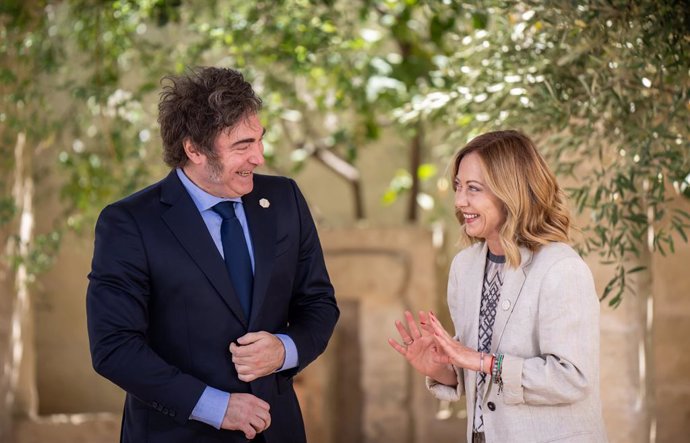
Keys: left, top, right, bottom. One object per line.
{"left": 184, "top": 113, "right": 265, "bottom": 198}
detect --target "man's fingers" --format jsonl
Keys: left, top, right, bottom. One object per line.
{"left": 231, "top": 331, "right": 274, "bottom": 356}
{"left": 247, "top": 399, "right": 271, "bottom": 431}
{"left": 230, "top": 332, "right": 284, "bottom": 380}
{"left": 235, "top": 363, "right": 252, "bottom": 373}
{"left": 237, "top": 331, "right": 264, "bottom": 345}
{"left": 229, "top": 341, "right": 250, "bottom": 357}
{"left": 249, "top": 414, "right": 268, "bottom": 433}
{"left": 238, "top": 372, "right": 257, "bottom": 382}
{"left": 242, "top": 425, "right": 257, "bottom": 440}
{"left": 235, "top": 364, "right": 258, "bottom": 382}
{"left": 229, "top": 341, "right": 256, "bottom": 358}
{"left": 263, "top": 409, "right": 272, "bottom": 428}
{"left": 222, "top": 393, "right": 271, "bottom": 435}
{"left": 232, "top": 353, "right": 254, "bottom": 365}
{"left": 255, "top": 398, "right": 270, "bottom": 412}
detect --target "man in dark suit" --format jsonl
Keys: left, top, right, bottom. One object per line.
{"left": 86, "top": 66, "right": 339, "bottom": 443}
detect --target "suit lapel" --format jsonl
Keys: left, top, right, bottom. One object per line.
{"left": 489, "top": 247, "right": 533, "bottom": 353}
{"left": 159, "top": 171, "right": 248, "bottom": 327}
{"left": 242, "top": 187, "right": 276, "bottom": 328}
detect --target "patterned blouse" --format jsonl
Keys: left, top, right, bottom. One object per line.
{"left": 473, "top": 250, "right": 506, "bottom": 433}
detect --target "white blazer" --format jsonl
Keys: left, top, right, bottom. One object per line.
{"left": 427, "top": 242, "right": 607, "bottom": 443}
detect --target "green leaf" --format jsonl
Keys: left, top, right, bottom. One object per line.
{"left": 673, "top": 223, "right": 689, "bottom": 242}
{"left": 471, "top": 11, "right": 488, "bottom": 30}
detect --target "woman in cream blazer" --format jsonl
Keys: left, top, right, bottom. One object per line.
{"left": 390, "top": 130, "right": 607, "bottom": 443}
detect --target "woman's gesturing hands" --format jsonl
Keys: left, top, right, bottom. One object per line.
{"left": 425, "top": 311, "right": 478, "bottom": 370}
{"left": 388, "top": 311, "right": 458, "bottom": 385}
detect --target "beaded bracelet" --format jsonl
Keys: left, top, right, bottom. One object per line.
{"left": 491, "top": 353, "right": 504, "bottom": 394}
{"left": 479, "top": 351, "right": 484, "bottom": 373}
{"left": 493, "top": 353, "right": 504, "bottom": 382}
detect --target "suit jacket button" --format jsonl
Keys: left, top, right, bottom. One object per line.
{"left": 487, "top": 401, "right": 496, "bottom": 411}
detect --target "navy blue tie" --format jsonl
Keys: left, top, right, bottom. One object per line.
{"left": 212, "top": 202, "right": 253, "bottom": 318}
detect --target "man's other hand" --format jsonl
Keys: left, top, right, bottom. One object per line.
{"left": 221, "top": 393, "right": 270, "bottom": 439}
{"left": 229, "top": 331, "right": 285, "bottom": 382}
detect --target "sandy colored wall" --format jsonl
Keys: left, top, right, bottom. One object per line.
{"left": 652, "top": 215, "right": 690, "bottom": 442}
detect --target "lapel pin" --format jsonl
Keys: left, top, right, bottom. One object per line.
{"left": 259, "top": 198, "right": 270, "bottom": 208}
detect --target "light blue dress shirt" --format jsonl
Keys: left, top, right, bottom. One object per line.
{"left": 176, "top": 168, "right": 299, "bottom": 429}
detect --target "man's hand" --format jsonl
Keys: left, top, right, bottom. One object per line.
{"left": 230, "top": 331, "right": 285, "bottom": 382}
{"left": 220, "top": 393, "right": 270, "bottom": 439}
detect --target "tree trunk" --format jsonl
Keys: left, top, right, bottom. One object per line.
{"left": 406, "top": 123, "right": 423, "bottom": 223}
{"left": 2, "top": 132, "right": 39, "bottom": 433}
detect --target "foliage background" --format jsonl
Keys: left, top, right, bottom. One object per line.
{"left": 2, "top": 0, "right": 688, "bottom": 307}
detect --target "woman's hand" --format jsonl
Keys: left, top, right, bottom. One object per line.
{"left": 427, "top": 311, "right": 479, "bottom": 370}
{"left": 388, "top": 311, "right": 457, "bottom": 385}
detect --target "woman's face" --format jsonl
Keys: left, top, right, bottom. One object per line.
{"left": 454, "top": 152, "right": 506, "bottom": 254}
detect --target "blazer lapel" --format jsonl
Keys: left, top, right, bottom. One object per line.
{"left": 462, "top": 242, "right": 489, "bottom": 408}
{"left": 242, "top": 190, "right": 276, "bottom": 328}
{"left": 489, "top": 247, "right": 533, "bottom": 353}
{"left": 159, "top": 171, "right": 248, "bottom": 327}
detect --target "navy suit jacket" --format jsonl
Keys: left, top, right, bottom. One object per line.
{"left": 87, "top": 171, "right": 339, "bottom": 443}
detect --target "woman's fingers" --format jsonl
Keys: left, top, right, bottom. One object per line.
{"left": 433, "top": 334, "right": 463, "bottom": 366}
{"left": 427, "top": 312, "right": 444, "bottom": 334}
{"left": 433, "top": 352, "right": 451, "bottom": 365}
{"left": 394, "top": 319, "right": 414, "bottom": 345}
{"left": 405, "top": 310, "right": 422, "bottom": 339}
{"left": 428, "top": 312, "right": 454, "bottom": 340}
{"left": 425, "top": 313, "right": 464, "bottom": 361}
{"left": 433, "top": 326, "right": 459, "bottom": 352}
{"left": 434, "top": 332, "right": 456, "bottom": 351}
{"left": 387, "top": 338, "right": 408, "bottom": 356}
{"left": 418, "top": 311, "right": 430, "bottom": 332}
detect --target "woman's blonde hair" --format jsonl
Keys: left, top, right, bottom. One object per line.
{"left": 452, "top": 130, "right": 571, "bottom": 267}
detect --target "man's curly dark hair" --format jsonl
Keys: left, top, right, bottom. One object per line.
{"left": 158, "top": 67, "right": 262, "bottom": 168}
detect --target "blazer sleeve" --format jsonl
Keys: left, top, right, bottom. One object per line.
{"left": 500, "top": 256, "right": 600, "bottom": 406}
{"left": 425, "top": 365, "right": 464, "bottom": 401}
{"left": 86, "top": 203, "right": 206, "bottom": 424}
{"left": 277, "top": 179, "right": 339, "bottom": 375}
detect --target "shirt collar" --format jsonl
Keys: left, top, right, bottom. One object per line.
{"left": 176, "top": 168, "right": 242, "bottom": 212}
